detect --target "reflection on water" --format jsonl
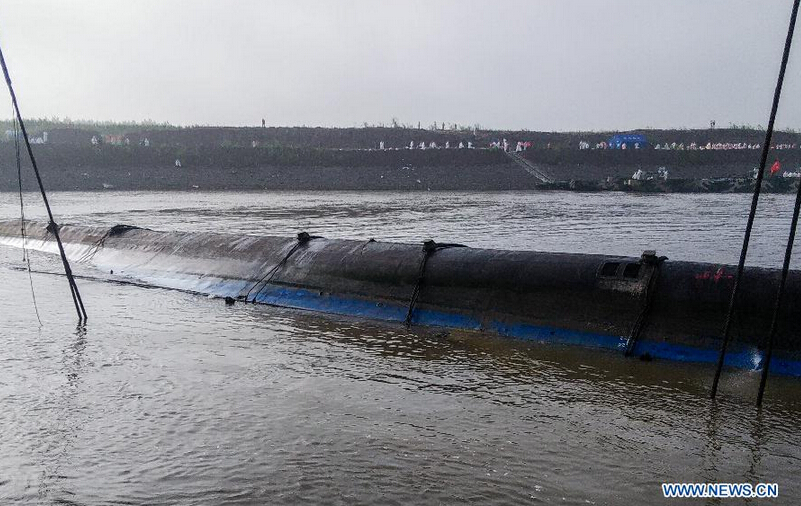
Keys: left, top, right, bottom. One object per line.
{"left": 0, "top": 191, "right": 800, "bottom": 504}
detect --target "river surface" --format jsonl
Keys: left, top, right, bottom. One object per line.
{"left": 0, "top": 191, "right": 799, "bottom": 505}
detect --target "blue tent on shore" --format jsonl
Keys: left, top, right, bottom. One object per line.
{"left": 608, "top": 134, "right": 648, "bottom": 149}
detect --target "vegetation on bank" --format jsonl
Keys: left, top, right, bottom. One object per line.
{"left": 0, "top": 118, "right": 176, "bottom": 136}
{"left": 3, "top": 119, "right": 801, "bottom": 151}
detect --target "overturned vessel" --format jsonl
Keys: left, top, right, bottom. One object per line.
{"left": 1, "top": 219, "right": 799, "bottom": 376}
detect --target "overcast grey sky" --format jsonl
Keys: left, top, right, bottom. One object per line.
{"left": 2, "top": 0, "right": 801, "bottom": 131}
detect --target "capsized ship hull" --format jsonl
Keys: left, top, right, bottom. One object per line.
{"left": 1, "top": 220, "right": 799, "bottom": 376}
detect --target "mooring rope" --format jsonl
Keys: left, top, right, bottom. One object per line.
{"left": 756, "top": 177, "right": 801, "bottom": 406}
{"left": 623, "top": 251, "right": 667, "bottom": 357}
{"left": 710, "top": 0, "right": 800, "bottom": 399}
{"left": 12, "top": 104, "right": 42, "bottom": 326}
{"left": 244, "top": 232, "right": 318, "bottom": 302}
{"left": 404, "top": 240, "right": 466, "bottom": 327}
{"left": 0, "top": 44, "right": 87, "bottom": 322}
{"left": 12, "top": 103, "right": 25, "bottom": 258}
{"left": 78, "top": 224, "right": 141, "bottom": 263}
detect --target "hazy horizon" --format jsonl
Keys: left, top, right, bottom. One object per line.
{"left": 3, "top": 0, "right": 801, "bottom": 131}
{"left": 1, "top": 117, "right": 799, "bottom": 134}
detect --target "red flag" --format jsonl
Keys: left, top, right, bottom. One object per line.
{"left": 770, "top": 160, "right": 781, "bottom": 175}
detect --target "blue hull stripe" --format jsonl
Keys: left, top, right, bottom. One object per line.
{"left": 247, "top": 283, "right": 801, "bottom": 378}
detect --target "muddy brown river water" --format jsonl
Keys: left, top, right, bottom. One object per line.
{"left": 0, "top": 191, "right": 799, "bottom": 505}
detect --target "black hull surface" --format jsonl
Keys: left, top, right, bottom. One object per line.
{"left": 1, "top": 220, "right": 799, "bottom": 376}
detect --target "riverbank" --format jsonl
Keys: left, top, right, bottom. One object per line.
{"left": 2, "top": 128, "right": 801, "bottom": 192}
{"left": 0, "top": 145, "right": 535, "bottom": 191}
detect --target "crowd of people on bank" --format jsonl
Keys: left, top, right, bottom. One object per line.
{"left": 654, "top": 142, "right": 761, "bottom": 150}
{"left": 583, "top": 141, "right": 645, "bottom": 150}
{"left": 401, "top": 140, "right": 475, "bottom": 149}
{"left": 487, "top": 139, "right": 534, "bottom": 152}
{"left": 79, "top": 133, "right": 801, "bottom": 154}
{"left": 577, "top": 140, "right": 801, "bottom": 151}
{"left": 396, "top": 139, "right": 801, "bottom": 151}
{"left": 654, "top": 141, "right": 799, "bottom": 150}
{"left": 90, "top": 135, "right": 150, "bottom": 147}
{"left": 363, "top": 140, "right": 479, "bottom": 150}
{"left": 373, "top": 138, "right": 540, "bottom": 151}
